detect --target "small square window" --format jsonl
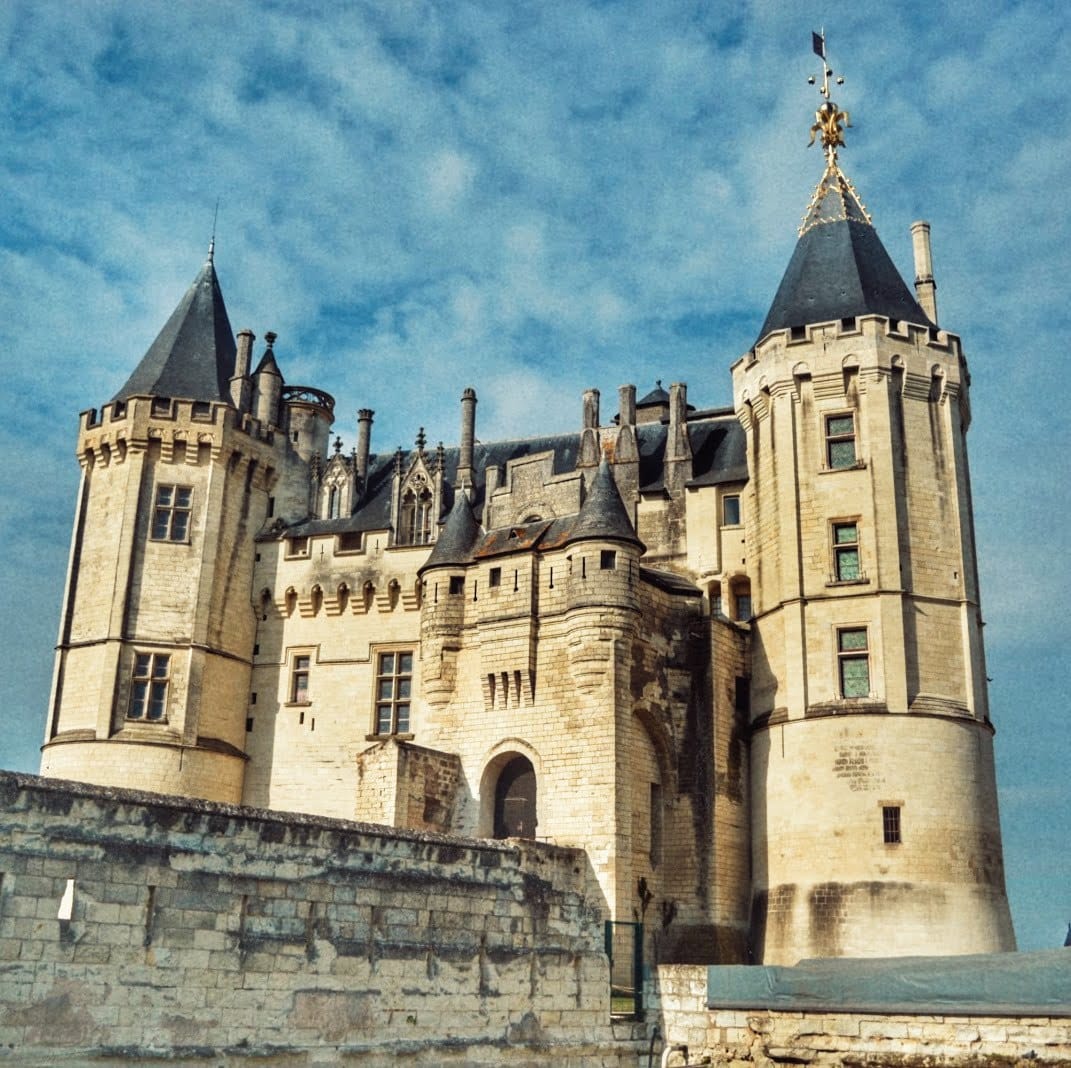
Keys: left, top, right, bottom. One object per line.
{"left": 286, "top": 536, "right": 309, "bottom": 558}
{"left": 449, "top": 576, "right": 465, "bottom": 596}
{"left": 489, "top": 567, "right": 502, "bottom": 588}
{"left": 837, "top": 627, "right": 870, "bottom": 698}
{"left": 150, "top": 485, "right": 193, "bottom": 542}
{"left": 825, "top": 413, "right": 857, "bottom": 469}
{"left": 128, "top": 653, "right": 170, "bottom": 721}
{"left": 882, "top": 805, "right": 901, "bottom": 844}
{"left": 833, "top": 521, "right": 861, "bottom": 581}
{"left": 723, "top": 495, "right": 741, "bottom": 526}
{"left": 374, "top": 650, "right": 413, "bottom": 735}
{"left": 600, "top": 550, "right": 617, "bottom": 570}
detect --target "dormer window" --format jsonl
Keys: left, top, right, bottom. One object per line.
{"left": 400, "top": 485, "right": 433, "bottom": 545}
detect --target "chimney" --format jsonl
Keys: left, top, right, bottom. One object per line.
{"left": 618, "top": 384, "right": 636, "bottom": 427}
{"left": 579, "top": 388, "right": 601, "bottom": 467}
{"left": 458, "top": 387, "right": 477, "bottom": 495}
{"left": 231, "top": 329, "right": 255, "bottom": 411}
{"left": 356, "top": 409, "right": 374, "bottom": 485}
{"left": 911, "top": 221, "right": 938, "bottom": 324}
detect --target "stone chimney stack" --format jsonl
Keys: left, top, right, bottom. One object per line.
{"left": 911, "top": 220, "right": 938, "bottom": 324}
{"left": 356, "top": 409, "right": 374, "bottom": 485}
{"left": 618, "top": 384, "right": 635, "bottom": 428}
{"left": 231, "top": 329, "right": 255, "bottom": 411}
{"left": 458, "top": 387, "right": 477, "bottom": 497}
{"left": 664, "top": 382, "right": 693, "bottom": 492}
{"left": 579, "top": 388, "right": 601, "bottom": 467}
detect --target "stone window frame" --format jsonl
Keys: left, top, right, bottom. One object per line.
{"left": 881, "top": 802, "right": 903, "bottom": 845}
{"left": 600, "top": 549, "right": 617, "bottom": 571}
{"left": 829, "top": 518, "right": 867, "bottom": 584}
{"left": 150, "top": 483, "right": 193, "bottom": 543}
{"left": 722, "top": 493, "right": 742, "bottom": 527}
{"left": 836, "top": 625, "right": 871, "bottom": 698}
{"left": 823, "top": 410, "right": 860, "bottom": 471}
{"left": 287, "top": 650, "right": 313, "bottom": 706}
{"left": 127, "top": 651, "right": 171, "bottom": 722}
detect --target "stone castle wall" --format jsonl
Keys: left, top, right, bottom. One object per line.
{"left": 0, "top": 772, "right": 643, "bottom": 1066}
{"left": 654, "top": 966, "right": 1071, "bottom": 1065}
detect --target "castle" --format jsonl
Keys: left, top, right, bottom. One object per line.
{"left": 39, "top": 71, "right": 1017, "bottom": 968}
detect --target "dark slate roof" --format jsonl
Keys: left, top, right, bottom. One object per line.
{"left": 757, "top": 163, "right": 932, "bottom": 344}
{"left": 272, "top": 411, "right": 747, "bottom": 541}
{"left": 565, "top": 458, "right": 644, "bottom": 550}
{"left": 418, "top": 493, "right": 482, "bottom": 573}
{"left": 637, "top": 383, "right": 670, "bottom": 406}
{"left": 113, "top": 251, "right": 238, "bottom": 404}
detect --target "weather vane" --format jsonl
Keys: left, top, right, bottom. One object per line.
{"left": 806, "top": 31, "right": 851, "bottom": 164}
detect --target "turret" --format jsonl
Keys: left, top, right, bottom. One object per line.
{"left": 735, "top": 55, "right": 1014, "bottom": 963}
{"left": 252, "top": 333, "right": 283, "bottom": 427}
{"left": 42, "top": 248, "right": 280, "bottom": 804}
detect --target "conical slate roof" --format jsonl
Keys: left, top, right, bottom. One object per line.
{"left": 113, "top": 248, "right": 237, "bottom": 404}
{"left": 757, "top": 162, "right": 931, "bottom": 344}
{"left": 418, "top": 492, "right": 482, "bottom": 573}
{"left": 565, "top": 459, "right": 644, "bottom": 550}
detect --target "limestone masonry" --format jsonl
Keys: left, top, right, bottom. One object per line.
{"left": 39, "top": 83, "right": 1017, "bottom": 973}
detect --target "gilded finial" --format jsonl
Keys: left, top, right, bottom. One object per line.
{"left": 806, "top": 31, "right": 851, "bottom": 164}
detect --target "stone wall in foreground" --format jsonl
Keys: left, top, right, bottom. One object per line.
{"left": 0, "top": 772, "right": 642, "bottom": 1067}
{"left": 654, "top": 965, "right": 1071, "bottom": 1065}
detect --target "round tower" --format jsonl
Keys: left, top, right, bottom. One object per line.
{"left": 733, "top": 71, "right": 1015, "bottom": 962}
{"left": 41, "top": 251, "right": 280, "bottom": 803}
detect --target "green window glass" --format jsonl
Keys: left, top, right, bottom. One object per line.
{"left": 837, "top": 628, "right": 870, "bottom": 697}
{"left": 834, "top": 522, "right": 861, "bottom": 580}
{"left": 825, "top": 414, "right": 857, "bottom": 469}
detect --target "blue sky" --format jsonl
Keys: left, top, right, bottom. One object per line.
{"left": 0, "top": 2, "right": 1066, "bottom": 952}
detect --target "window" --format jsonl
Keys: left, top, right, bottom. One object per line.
{"left": 290, "top": 655, "right": 310, "bottom": 704}
{"left": 832, "top": 521, "right": 861, "bottom": 581}
{"left": 400, "top": 486, "right": 433, "bottom": 545}
{"left": 600, "top": 550, "right": 617, "bottom": 570}
{"left": 882, "top": 805, "right": 902, "bottom": 844}
{"left": 734, "top": 594, "right": 752, "bottom": 622}
{"left": 723, "top": 495, "right": 741, "bottom": 526}
{"left": 837, "top": 627, "right": 870, "bottom": 698}
{"left": 286, "top": 536, "right": 309, "bottom": 558}
{"left": 128, "top": 653, "right": 170, "bottom": 720}
{"left": 449, "top": 576, "right": 464, "bottom": 596}
{"left": 489, "top": 567, "right": 502, "bottom": 588}
{"left": 374, "top": 651, "right": 413, "bottom": 735}
{"left": 825, "top": 413, "right": 857, "bottom": 469}
{"left": 151, "top": 485, "right": 192, "bottom": 542}
{"left": 327, "top": 485, "right": 340, "bottom": 519}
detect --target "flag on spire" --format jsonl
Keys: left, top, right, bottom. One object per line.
{"left": 812, "top": 31, "right": 826, "bottom": 59}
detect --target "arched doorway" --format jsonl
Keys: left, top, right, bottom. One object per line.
{"left": 493, "top": 755, "right": 537, "bottom": 839}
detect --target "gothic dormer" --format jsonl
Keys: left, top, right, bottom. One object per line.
{"left": 316, "top": 437, "right": 357, "bottom": 520}
{"left": 391, "top": 429, "right": 445, "bottom": 546}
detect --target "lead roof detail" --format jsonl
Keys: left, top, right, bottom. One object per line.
{"left": 112, "top": 247, "right": 238, "bottom": 404}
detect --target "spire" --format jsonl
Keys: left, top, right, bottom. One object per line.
{"left": 756, "top": 39, "right": 931, "bottom": 344}
{"left": 565, "top": 458, "right": 644, "bottom": 550}
{"left": 112, "top": 250, "right": 238, "bottom": 404}
{"left": 418, "top": 492, "right": 482, "bottom": 574}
